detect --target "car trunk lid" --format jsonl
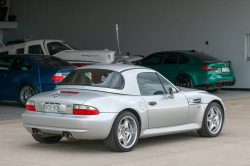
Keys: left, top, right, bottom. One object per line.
{"left": 33, "top": 89, "right": 110, "bottom": 114}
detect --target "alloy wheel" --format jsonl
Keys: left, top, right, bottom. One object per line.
{"left": 207, "top": 106, "right": 223, "bottom": 134}
{"left": 117, "top": 116, "right": 138, "bottom": 148}
{"left": 20, "top": 86, "right": 35, "bottom": 105}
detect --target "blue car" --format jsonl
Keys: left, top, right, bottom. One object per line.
{"left": 0, "top": 55, "right": 76, "bottom": 106}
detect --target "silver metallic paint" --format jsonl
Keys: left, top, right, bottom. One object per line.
{"left": 22, "top": 64, "right": 226, "bottom": 140}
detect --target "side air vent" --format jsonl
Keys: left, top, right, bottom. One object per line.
{"left": 188, "top": 98, "right": 202, "bottom": 104}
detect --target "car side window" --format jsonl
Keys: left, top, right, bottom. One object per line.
{"left": 142, "top": 54, "right": 164, "bottom": 65}
{"left": 9, "top": 58, "right": 32, "bottom": 71}
{"left": 137, "top": 72, "right": 165, "bottom": 96}
{"left": 163, "top": 53, "right": 180, "bottom": 64}
{"left": 0, "top": 57, "right": 14, "bottom": 71}
{"left": 0, "top": 51, "right": 9, "bottom": 56}
{"left": 178, "top": 55, "right": 189, "bottom": 64}
{"left": 157, "top": 74, "right": 178, "bottom": 94}
{"left": 29, "top": 45, "right": 44, "bottom": 54}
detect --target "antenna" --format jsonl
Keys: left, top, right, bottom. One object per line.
{"left": 116, "top": 24, "right": 121, "bottom": 53}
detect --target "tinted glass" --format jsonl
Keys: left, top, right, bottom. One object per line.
{"left": 178, "top": 55, "right": 189, "bottom": 64}
{"left": 0, "top": 57, "right": 14, "bottom": 70}
{"left": 137, "top": 72, "right": 165, "bottom": 96}
{"left": 158, "top": 74, "right": 177, "bottom": 94}
{"left": 0, "top": 51, "right": 9, "bottom": 56}
{"left": 29, "top": 45, "right": 44, "bottom": 54}
{"left": 60, "top": 69, "right": 124, "bottom": 89}
{"left": 47, "top": 42, "right": 72, "bottom": 55}
{"left": 62, "top": 42, "right": 78, "bottom": 50}
{"left": 10, "top": 58, "right": 32, "bottom": 71}
{"left": 33, "top": 56, "right": 73, "bottom": 68}
{"left": 164, "top": 53, "right": 179, "bottom": 64}
{"left": 189, "top": 53, "right": 221, "bottom": 62}
{"left": 142, "top": 54, "right": 164, "bottom": 65}
{"left": 16, "top": 48, "right": 24, "bottom": 54}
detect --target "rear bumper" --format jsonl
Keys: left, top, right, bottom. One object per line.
{"left": 195, "top": 79, "right": 236, "bottom": 90}
{"left": 22, "top": 111, "right": 117, "bottom": 140}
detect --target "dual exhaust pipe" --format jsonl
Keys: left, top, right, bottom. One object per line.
{"left": 62, "top": 132, "right": 75, "bottom": 140}
{"left": 32, "top": 129, "right": 75, "bottom": 140}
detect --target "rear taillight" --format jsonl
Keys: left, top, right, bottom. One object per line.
{"left": 52, "top": 73, "right": 65, "bottom": 81}
{"left": 26, "top": 101, "right": 36, "bottom": 111}
{"left": 73, "top": 64, "right": 91, "bottom": 67}
{"left": 202, "top": 66, "right": 218, "bottom": 71}
{"left": 73, "top": 105, "right": 99, "bottom": 115}
{"left": 229, "top": 67, "right": 233, "bottom": 70}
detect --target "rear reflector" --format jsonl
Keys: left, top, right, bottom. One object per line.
{"left": 73, "top": 64, "right": 91, "bottom": 67}
{"left": 73, "top": 105, "right": 99, "bottom": 115}
{"left": 202, "top": 66, "right": 218, "bottom": 71}
{"left": 60, "top": 91, "right": 79, "bottom": 94}
{"left": 26, "top": 101, "right": 36, "bottom": 111}
{"left": 52, "top": 73, "right": 65, "bottom": 81}
{"left": 229, "top": 67, "right": 233, "bottom": 70}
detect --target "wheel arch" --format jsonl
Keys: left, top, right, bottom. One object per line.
{"left": 207, "top": 100, "right": 226, "bottom": 121}
{"left": 112, "top": 108, "right": 142, "bottom": 136}
{"left": 17, "top": 82, "right": 39, "bottom": 101}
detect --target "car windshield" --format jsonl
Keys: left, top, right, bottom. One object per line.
{"left": 60, "top": 69, "right": 125, "bottom": 89}
{"left": 189, "top": 52, "right": 221, "bottom": 62}
{"left": 33, "top": 56, "right": 73, "bottom": 68}
{"left": 47, "top": 42, "right": 78, "bottom": 55}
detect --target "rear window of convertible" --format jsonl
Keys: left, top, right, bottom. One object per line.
{"left": 59, "top": 69, "right": 125, "bottom": 90}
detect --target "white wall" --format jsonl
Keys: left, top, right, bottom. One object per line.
{"left": 3, "top": 0, "right": 250, "bottom": 88}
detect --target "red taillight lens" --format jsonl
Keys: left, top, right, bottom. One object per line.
{"left": 52, "top": 73, "right": 65, "bottom": 81}
{"left": 229, "top": 67, "right": 233, "bottom": 70}
{"left": 202, "top": 66, "right": 218, "bottom": 71}
{"left": 73, "top": 105, "right": 99, "bottom": 115}
{"left": 73, "top": 64, "right": 91, "bottom": 67}
{"left": 26, "top": 101, "right": 36, "bottom": 111}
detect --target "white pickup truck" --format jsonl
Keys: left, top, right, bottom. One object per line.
{"left": 0, "top": 39, "right": 142, "bottom": 66}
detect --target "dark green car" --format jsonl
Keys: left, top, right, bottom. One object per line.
{"left": 138, "top": 50, "right": 236, "bottom": 92}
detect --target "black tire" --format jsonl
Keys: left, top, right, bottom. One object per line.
{"left": 175, "top": 74, "right": 194, "bottom": 88}
{"left": 197, "top": 102, "right": 224, "bottom": 137}
{"left": 207, "top": 88, "right": 221, "bottom": 93}
{"left": 32, "top": 134, "right": 62, "bottom": 144}
{"left": 19, "top": 83, "right": 38, "bottom": 107}
{"left": 104, "top": 111, "right": 139, "bottom": 152}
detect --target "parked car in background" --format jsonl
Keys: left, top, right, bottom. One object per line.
{"left": 0, "top": 55, "right": 76, "bottom": 106}
{"left": 138, "top": 50, "right": 236, "bottom": 92}
{"left": 22, "top": 64, "right": 225, "bottom": 152}
{"left": 0, "top": 39, "right": 135, "bottom": 66}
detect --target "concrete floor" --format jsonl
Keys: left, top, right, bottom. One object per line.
{"left": 0, "top": 94, "right": 250, "bottom": 165}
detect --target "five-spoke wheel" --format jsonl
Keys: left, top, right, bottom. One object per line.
{"left": 198, "top": 102, "right": 224, "bottom": 137}
{"left": 104, "top": 111, "right": 139, "bottom": 152}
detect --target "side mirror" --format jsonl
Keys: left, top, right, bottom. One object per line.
{"left": 169, "top": 87, "right": 176, "bottom": 99}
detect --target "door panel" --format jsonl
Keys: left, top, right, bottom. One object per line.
{"left": 0, "top": 57, "right": 15, "bottom": 96}
{"left": 0, "top": 71, "right": 7, "bottom": 95}
{"left": 142, "top": 93, "right": 189, "bottom": 128}
{"left": 157, "top": 53, "right": 180, "bottom": 83}
{"left": 137, "top": 72, "right": 189, "bottom": 129}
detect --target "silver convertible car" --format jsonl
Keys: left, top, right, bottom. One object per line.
{"left": 22, "top": 64, "right": 225, "bottom": 152}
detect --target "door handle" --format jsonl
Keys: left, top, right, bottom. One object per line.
{"left": 148, "top": 101, "right": 157, "bottom": 106}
